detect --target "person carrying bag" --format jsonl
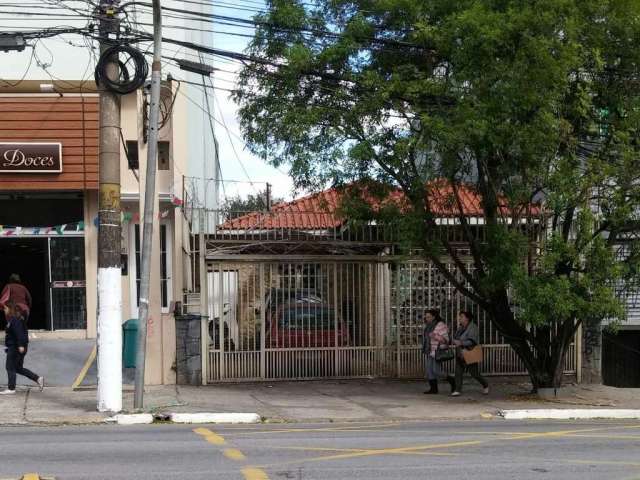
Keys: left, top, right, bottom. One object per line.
{"left": 422, "top": 309, "right": 451, "bottom": 395}
{"left": 446, "top": 311, "right": 489, "bottom": 397}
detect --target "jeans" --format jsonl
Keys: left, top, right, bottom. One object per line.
{"left": 425, "top": 354, "right": 442, "bottom": 381}
{"left": 6, "top": 346, "right": 39, "bottom": 390}
{"left": 448, "top": 356, "right": 488, "bottom": 392}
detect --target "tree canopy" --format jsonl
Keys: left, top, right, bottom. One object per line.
{"left": 235, "top": 0, "right": 640, "bottom": 388}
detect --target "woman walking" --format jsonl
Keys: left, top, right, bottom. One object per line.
{"left": 0, "top": 302, "right": 44, "bottom": 395}
{"left": 447, "top": 311, "right": 489, "bottom": 397}
{"left": 422, "top": 309, "right": 450, "bottom": 394}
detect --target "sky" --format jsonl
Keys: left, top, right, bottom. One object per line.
{"left": 0, "top": 0, "right": 296, "bottom": 201}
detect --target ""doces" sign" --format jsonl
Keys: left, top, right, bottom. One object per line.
{"left": 0, "top": 143, "right": 62, "bottom": 173}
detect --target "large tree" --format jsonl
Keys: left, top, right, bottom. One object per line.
{"left": 234, "top": 0, "right": 640, "bottom": 388}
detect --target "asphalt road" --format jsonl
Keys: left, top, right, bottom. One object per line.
{"left": 0, "top": 420, "right": 639, "bottom": 480}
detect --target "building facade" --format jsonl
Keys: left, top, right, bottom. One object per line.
{"left": 0, "top": 80, "right": 192, "bottom": 384}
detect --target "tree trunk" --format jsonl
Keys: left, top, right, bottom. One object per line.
{"left": 516, "top": 330, "right": 572, "bottom": 391}
{"left": 488, "top": 300, "right": 574, "bottom": 391}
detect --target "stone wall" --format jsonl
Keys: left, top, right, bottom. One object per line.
{"left": 175, "top": 315, "right": 202, "bottom": 385}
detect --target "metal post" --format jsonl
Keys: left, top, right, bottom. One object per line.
{"left": 218, "top": 268, "right": 225, "bottom": 379}
{"left": 199, "top": 232, "right": 208, "bottom": 385}
{"left": 259, "top": 263, "right": 266, "bottom": 379}
{"left": 576, "top": 322, "right": 583, "bottom": 383}
{"left": 134, "top": 0, "right": 162, "bottom": 410}
{"left": 334, "top": 263, "right": 340, "bottom": 376}
{"left": 395, "top": 267, "right": 401, "bottom": 378}
{"left": 97, "top": 0, "right": 123, "bottom": 413}
{"left": 265, "top": 183, "right": 271, "bottom": 211}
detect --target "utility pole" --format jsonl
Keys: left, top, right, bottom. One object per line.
{"left": 97, "top": 0, "right": 123, "bottom": 413}
{"left": 134, "top": 0, "right": 163, "bottom": 409}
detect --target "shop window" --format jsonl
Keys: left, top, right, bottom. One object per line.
{"left": 126, "top": 141, "right": 139, "bottom": 170}
{"left": 158, "top": 141, "right": 170, "bottom": 170}
{"left": 132, "top": 223, "right": 172, "bottom": 314}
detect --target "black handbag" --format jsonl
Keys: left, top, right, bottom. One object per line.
{"left": 435, "top": 346, "right": 455, "bottom": 363}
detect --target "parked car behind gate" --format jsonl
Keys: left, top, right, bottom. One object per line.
{"left": 267, "top": 302, "right": 350, "bottom": 348}
{"left": 261, "top": 288, "right": 350, "bottom": 349}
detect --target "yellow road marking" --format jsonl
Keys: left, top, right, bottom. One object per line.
{"left": 22, "top": 475, "right": 40, "bottom": 480}
{"left": 227, "top": 423, "right": 397, "bottom": 436}
{"left": 570, "top": 460, "right": 640, "bottom": 468}
{"left": 224, "top": 448, "right": 247, "bottom": 461}
{"left": 255, "top": 424, "right": 640, "bottom": 469}
{"left": 204, "top": 434, "right": 226, "bottom": 446}
{"left": 566, "top": 434, "right": 640, "bottom": 440}
{"left": 256, "top": 439, "right": 483, "bottom": 469}
{"left": 242, "top": 467, "right": 270, "bottom": 480}
{"left": 71, "top": 345, "right": 96, "bottom": 390}
{"left": 269, "top": 445, "right": 459, "bottom": 456}
{"left": 193, "top": 428, "right": 226, "bottom": 445}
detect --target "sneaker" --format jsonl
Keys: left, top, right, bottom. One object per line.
{"left": 0, "top": 389, "right": 16, "bottom": 395}
{"left": 450, "top": 391, "right": 461, "bottom": 397}
{"left": 37, "top": 377, "right": 45, "bottom": 392}
{"left": 483, "top": 386, "right": 490, "bottom": 395}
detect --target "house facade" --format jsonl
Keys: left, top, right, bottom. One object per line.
{"left": 194, "top": 186, "right": 578, "bottom": 384}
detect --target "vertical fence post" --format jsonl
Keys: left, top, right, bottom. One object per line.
{"left": 334, "top": 263, "right": 340, "bottom": 377}
{"left": 576, "top": 322, "right": 583, "bottom": 383}
{"left": 219, "top": 268, "right": 225, "bottom": 379}
{"left": 395, "top": 266, "right": 401, "bottom": 378}
{"left": 200, "top": 237, "right": 208, "bottom": 386}
{"left": 259, "top": 263, "right": 266, "bottom": 379}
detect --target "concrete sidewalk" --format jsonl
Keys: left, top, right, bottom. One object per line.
{"left": 0, "top": 378, "right": 638, "bottom": 425}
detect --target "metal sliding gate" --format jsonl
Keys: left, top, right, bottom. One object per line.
{"left": 205, "top": 259, "right": 576, "bottom": 382}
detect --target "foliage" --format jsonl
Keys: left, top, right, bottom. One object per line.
{"left": 220, "top": 189, "right": 284, "bottom": 220}
{"left": 235, "top": 0, "right": 640, "bottom": 388}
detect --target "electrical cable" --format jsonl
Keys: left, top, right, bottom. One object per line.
{"left": 94, "top": 44, "right": 148, "bottom": 94}
{"left": 211, "top": 85, "right": 258, "bottom": 194}
{"left": 121, "top": 2, "right": 420, "bottom": 49}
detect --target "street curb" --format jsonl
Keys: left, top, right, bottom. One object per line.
{"left": 499, "top": 409, "right": 640, "bottom": 420}
{"left": 169, "top": 413, "right": 261, "bottom": 424}
{"left": 109, "top": 413, "right": 154, "bottom": 425}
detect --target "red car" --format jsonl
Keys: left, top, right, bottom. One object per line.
{"left": 266, "top": 301, "right": 350, "bottom": 349}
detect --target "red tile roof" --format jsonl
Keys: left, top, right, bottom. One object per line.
{"left": 220, "top": 181, "right": 540, "bottom": 230}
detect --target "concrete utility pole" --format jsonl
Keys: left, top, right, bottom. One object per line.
{"left": 97, "top": 0, "right": 123, "bottom": 413}
{"left": 134, "top": 0, "right": 163, "bottom": 409}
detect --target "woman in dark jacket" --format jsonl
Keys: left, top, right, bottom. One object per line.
{"left": 446, "top": 311, "right": 489, "bottom": 397}
{"left": 0, "top": 302, "right": 44, "bottom": 395}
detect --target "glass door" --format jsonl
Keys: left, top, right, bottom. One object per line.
{"left": 49, "top": 237, "right": 86, "bottom": 330}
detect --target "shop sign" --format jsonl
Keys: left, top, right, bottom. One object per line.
{"left": 0, "top": 142, "right": 62, "bottom": 173}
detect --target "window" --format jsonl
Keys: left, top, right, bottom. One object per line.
{"left": 131, "top": 223, "right": 172, "bottom": 314}
{"left": 160, "top": 224, "right": 169, "bottom": 309}
{"left": 158, "top": 141, "right": 170, "bottom": 170}
{"left": 126, "top": 141, "right": 139, "bottom": 170}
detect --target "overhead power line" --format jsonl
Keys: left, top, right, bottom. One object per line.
{"left": 122, "top": 1, "right": 421, "bottom": 49}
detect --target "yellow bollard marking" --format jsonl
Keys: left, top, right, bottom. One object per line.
{"left": 22, "top": 474, "right": 41, "bottom": 480}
